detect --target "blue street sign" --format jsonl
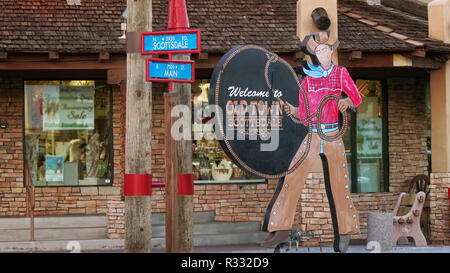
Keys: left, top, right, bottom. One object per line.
{"left": 141, "top": 29, "right": 201, "bottom": 55}
{"left": 146, "top": 58, "right": 195, "bottom": 83}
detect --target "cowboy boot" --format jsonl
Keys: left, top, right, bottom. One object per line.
{"left": 260, "top": 230, "right": 290, "bottom": 248}
{"left": 334, "top": 234, "right": 350, "bottom": 253}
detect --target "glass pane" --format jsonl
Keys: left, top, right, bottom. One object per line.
{"left": 191, "top": 80, "right": 262, "bottom": 182}
{"left": 355, "top": 80, "right": 383, "bottom": 193}
{"left": 24, "top": 80, "right": 113, "bottom": 187}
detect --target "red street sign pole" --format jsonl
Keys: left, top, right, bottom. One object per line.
{"left": 167, "top": 0, "right": 190, "bottom": 30}
{"left": 168, "top": 54, "right": 173, "bottom": 92}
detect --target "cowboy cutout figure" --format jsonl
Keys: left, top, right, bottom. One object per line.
{"left": 261, "top": 31, "right": 363, "bottom": 253}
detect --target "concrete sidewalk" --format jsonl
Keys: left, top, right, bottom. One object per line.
{"left": 0, "top": 239, "right": 125, "bottom": 253}
{"left": 0, "top": 239, "right": 449, "bottom": 253}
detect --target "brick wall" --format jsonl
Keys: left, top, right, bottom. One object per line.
{"left": 429, "top": 173, "right": 450, "bottom": 245}
{"left": 151, "top": 83, "right": 167, "bottom": 184}
{"left": 0, "top": 77, "right": 25, "bottom": 215}
{"left": 294, "top": 173, "right": 399, "bottom": 244}
{"left": 107, "top": 200, "right": 125, "bottom": 239}
{"left": 0, "top": 77, "right": 124, "bottom": 216}
{"left": 387, "top": 78, "right": 429, "bottom": 192}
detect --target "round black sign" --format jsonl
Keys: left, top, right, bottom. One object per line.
{"left": 209, "top": 45, "right": 308, "bottom": 179}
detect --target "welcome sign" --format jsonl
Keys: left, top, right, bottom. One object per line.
{"left": 209, "top": 45, "right": 308, "bottom": 179}
{"left": 42, "top": 85, "right": 95, "bottom": 131}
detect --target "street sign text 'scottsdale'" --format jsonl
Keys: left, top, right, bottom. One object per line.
{"left": 141, "top": 29, "right": 201, "bottom": 55}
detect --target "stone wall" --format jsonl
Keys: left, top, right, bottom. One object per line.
{"left": 294, "top": 173, "right": 399, "bottom": 244}
{"left": 0, "top": 77, "right": 25, "bottom": 215}
{"left": 107, "top": 200, "right": 125, "bottom": 239}
{"left": 387, "top": 78, "right": 429, "bottom": 193}
{"left": 429, "top": 173, "right": 450, "bottom": 245}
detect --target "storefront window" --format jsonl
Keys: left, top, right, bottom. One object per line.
{"left": 191, "top": 80, "right": 263, "bottom": 183}
{"left": 24, "top": 80, "right": 113, "bottom": 187}
{"left": 343, "top": 80, "right": 387, "bottom": 193}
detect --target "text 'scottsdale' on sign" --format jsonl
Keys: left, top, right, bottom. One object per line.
{"left": 209, "top": 45, "right": 308, "bottom": 179}
{"left": 141, "top": 29, "right": 201, "bottom": 55}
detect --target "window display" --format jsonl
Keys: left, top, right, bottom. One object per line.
{"left": 192, "top": 80, "right": 262, "bottom": 182}
{"left": 24, "top": 80, "right": 113, "bottom": 187}
{"left": 343, "top": 80, "right": 386, "bottom": 193}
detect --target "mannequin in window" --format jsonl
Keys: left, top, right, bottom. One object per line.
{"left": 86, "top": 132, "right": 100, "bottom": 178}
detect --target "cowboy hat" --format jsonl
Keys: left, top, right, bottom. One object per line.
{"left": 301, "top": 30, "right": 340, "bottom": 55}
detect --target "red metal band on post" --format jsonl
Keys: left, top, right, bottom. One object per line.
{"left": 124, "top": 174, "right": 152, "bottom": 196}
{"left": 177, "top": 174, "right": 194, "bottom": 195}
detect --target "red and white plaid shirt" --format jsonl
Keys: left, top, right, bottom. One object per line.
{"left": 298, "top": 66, "right": 362, "bottom": 125}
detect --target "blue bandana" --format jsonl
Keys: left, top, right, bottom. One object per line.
{"left": 303, "top": 62, "right": 335, "bottom": 79}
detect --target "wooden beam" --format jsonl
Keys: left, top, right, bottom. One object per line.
{"left": 0, "top": 54, "right": 125, "bottom": 70}
{"left": 0, "top": 60, "right": 125, "bottom": 70}
{"left": 0, "top": 51, "right": 7, "bottom": 61}
{"left": 48, "top": 51, "right": 59, "bottom": 61}
{"left": 295, "top": 51, "right": 305, "bottom": 60}
{"left": 194, "top": 54, "right": 222, "bottom": 69}
{"left": 350, "top": 51, "right": 362, "bottom": 60}
{"left": 411, "top": 50, "right": 426, "bottom": 58}
{"left": 99, "top": 52, "right": 110, "bottom": 62}
{"left": 393, "top": 54, "right": 413, "bottom": 67}
{"left": 198, "top": 52, "right": 208, "bottom": 60}
{"left": 380, "top": 0, "right": 428, "bottom": 19}
{"left": 412, "top": 56, "right": 444, "bottom": 70}
{"left": 432, "top": 54, "right": 450, "bottom": 63}
{"left": 107, "top": 69, "right": 126, "bottom": 85}
{"left": 339, "top": 52, "right": 393, "bottom": 68}
{"left": 340, "top": 51, "right": 445, "bottom": 70}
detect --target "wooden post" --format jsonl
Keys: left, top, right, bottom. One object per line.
{"left": 174, "top": 54, "right": 194, "bottom": 253}
{"left": 164, "top": 0, "right": 194, "bottom": 253}
{"left": 164, "top": 54, "right": 194, "bottom": 253}
{"left": 124, "top": 0, "right": 153, "bottom": 253}
{"left": 429, "top": 0, "right": 450, "bottom": 172}
{"left": 164, "top": 92, "right": 178, "bottom": 253}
